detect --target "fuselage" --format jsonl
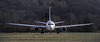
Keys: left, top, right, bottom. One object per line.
{"left": 46, "top": 20, "right": 55, "bottom": 30}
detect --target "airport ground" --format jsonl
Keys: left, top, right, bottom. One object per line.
{"left": 0, "top": 33, "right": 100, "bottom": 42}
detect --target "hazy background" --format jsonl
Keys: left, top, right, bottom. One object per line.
{"left": 0, "top": 0, "right": 100, "bottom": 32}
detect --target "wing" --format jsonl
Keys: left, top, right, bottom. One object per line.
{"left": 55, "top": 23, "right": 93, "bottom": 28}
{"left": 7, "top": 23, "right": 46, "bottom": 28}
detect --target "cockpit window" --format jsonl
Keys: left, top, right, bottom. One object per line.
{"left": 48, "top": 24, "right": 54, "bottom": 25}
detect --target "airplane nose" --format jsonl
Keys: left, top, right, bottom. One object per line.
{"left": 47, "top": 25, "right": 55, "bottom": 30}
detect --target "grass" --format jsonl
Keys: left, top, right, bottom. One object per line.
{"left": 0, "top": 33, "right": 100, "bottom": 42}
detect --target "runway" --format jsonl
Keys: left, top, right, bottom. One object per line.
{"left": 0, "top": 33, "right": 100, "bottom": 42}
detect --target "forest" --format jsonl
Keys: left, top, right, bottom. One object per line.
{"left": 0, "top": 0, "right": 100, "bottom": 32}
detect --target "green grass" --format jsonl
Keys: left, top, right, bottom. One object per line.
{"left": 0, "top": 33, "right": 100, "bottom": 42}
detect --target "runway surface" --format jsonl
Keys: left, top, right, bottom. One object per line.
{"left": 0, "top": 33, "right": 100, "bottom": 42}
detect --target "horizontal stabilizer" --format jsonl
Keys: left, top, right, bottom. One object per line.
{"left": 55, "top": 21, "right": 65, "bottom": 24}
{"left": 34, "top": 21, "right": 46, "bottom": 24}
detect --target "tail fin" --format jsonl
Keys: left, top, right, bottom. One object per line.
{"left": 49, "top": 6, "right": 51, "bottom": 20}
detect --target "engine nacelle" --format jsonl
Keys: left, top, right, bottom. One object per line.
{"left": 34, "top": 27, "right": 39, "bottom": 32}
{"left": 61, "top": 28, "right": 67, "bottom": 32}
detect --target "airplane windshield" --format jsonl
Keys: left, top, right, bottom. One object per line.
{"left": 48, "top": 24, "right": 54, "bottom": 25}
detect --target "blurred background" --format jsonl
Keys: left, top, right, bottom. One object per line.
{"left": 0, "top": 0, "right": 100, "bottom": 32}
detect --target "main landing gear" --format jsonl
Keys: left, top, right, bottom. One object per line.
{"left": 41, "top": 28, "right": 44, "bottom": 34}
{"left": 56, "top": 29, "right": 60, "bottom": 34}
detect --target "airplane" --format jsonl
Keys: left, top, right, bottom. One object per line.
{"left": 7, "top": 6, "right": 93, "bottom": 34}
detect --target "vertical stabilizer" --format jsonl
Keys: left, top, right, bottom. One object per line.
{"left": 49, "top": 6, "right": 51, "bottom": 20}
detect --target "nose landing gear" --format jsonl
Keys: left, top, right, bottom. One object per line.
{"left": 49, "top": 31, "right": 52, "bottom": 34}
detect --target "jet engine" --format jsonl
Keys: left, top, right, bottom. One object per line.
{"left": 34, "top": 27, "right": 39, "bottom": 32}
{"left": 61, "top": 28, "right": 67, "bottom": 32}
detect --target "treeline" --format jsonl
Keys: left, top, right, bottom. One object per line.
{"left": 0, "top": 0, "right": 100, "bottom": 32}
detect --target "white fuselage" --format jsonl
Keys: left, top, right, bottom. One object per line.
{"left": 46, "top": 20, "right": 55, "bottom": 30}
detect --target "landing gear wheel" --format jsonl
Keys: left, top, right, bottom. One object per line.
{"left": 41, "top": 32, "right": 44, "bottom": 34}
{"left": 56, "top": 28, "right": 60, "bottom": 34}
{"left": 57, "top": 32, "right": 59, "bottom": 34}
{"left": 49, "top": 31, "right": 52, "bottom": 34}
{"left": 41, "top": 28, "right": 44, "bottom": 34}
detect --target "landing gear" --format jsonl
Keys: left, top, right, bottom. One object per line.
{"left": 49, "top": 31, "right": 52, "bottom": 34}
{"left": 57, "top": 31, "right": 59, "bottom": 34}
{"left": 41, "top": 32, "right": 44, "bottom": 34}
{"left": 56, "top": 28, "right": 60, "bottom": 34}
{"left": 41, "top": 28, "right": 44, "bottom": 34}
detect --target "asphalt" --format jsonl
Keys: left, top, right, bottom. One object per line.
{"left": 0, "top": 33, "right": 100, "bottom": 42}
